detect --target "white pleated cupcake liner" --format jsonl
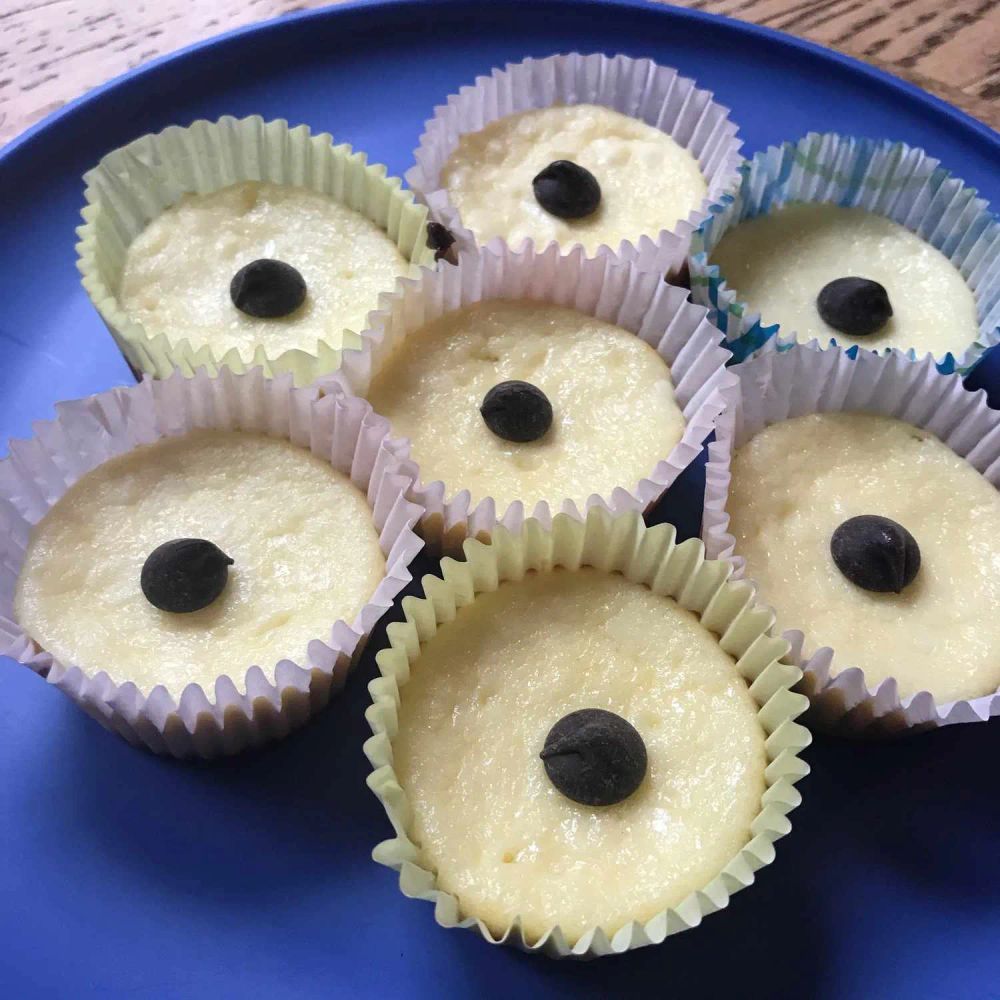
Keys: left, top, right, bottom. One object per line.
{"left": 0, "top": 368, "right": 425, "bottom": 758}
{"left": 76, "top": 115, "right": 436, "bottom": 384}
{"left": 322, "top": 240, "right": 738, "bottom": 554}
{"left": 365, "top": 509, "right": 811, "bottom": 958}
{"left": 702, "top": 342, "right": 1000, "bottom": 734}
{"left": 689, "top": 132, "right": 1000, "bottom": 373}
{"left": 406, "top": 52, "right": 743, "bottom": 275}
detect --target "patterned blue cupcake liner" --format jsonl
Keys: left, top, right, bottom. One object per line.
{"left": 688, "top": 132, "right": 1000, "bottom": 373}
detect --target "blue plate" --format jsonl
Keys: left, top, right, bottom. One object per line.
{"left": 1, "top": 2, "right": 997, "bottom": 997}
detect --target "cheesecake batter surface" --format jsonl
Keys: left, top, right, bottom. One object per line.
{"left": 16, "top": 430, "right": 386, "bottom": 697}
{"left": 393, "top": 567, "right": 767, "bottom": 943}
{"left": 710, "top": 203, "right": 978, "bottom": 355}
{"left": 728, "top": 412, "right": 1000, "bottom": 700}
{"left": 120, "top": 181, "right": 409, "bottom": 358}
{"left": 441, "top": 104, "right": 708, "bottom": 253}
{"left": 366, "top": 299, "right": 686, "bottom": 511}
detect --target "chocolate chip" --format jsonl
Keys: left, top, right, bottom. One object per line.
{"left": 230, "top": 259, "right": 306, "bottom": 318}
{"left": 480, "top": 381, "right": 553, "bottom": 443}
{"left": 830, "top": 515, "right": 920, "bottom": 593}
{"left": 141, "top": 539, "right": 234, "bottom": 613}
{"left": 541, "top": 709, "right": 647, "bottom": 807}
{"left": 817, "top": 277, "right": 893, "bottom": 336}
{"left": 532, "top": 160, "right": 601, "bottom": 219}
{"left": 426, "top": 221, "right": 458, "bottom": 264}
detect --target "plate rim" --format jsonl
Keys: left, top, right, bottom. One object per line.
{"left": 2, "top": 0, "right": 998, "bottom": 177}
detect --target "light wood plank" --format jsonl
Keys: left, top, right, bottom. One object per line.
{"left": 0, "top": 0, "right": 996, "bottom": 147}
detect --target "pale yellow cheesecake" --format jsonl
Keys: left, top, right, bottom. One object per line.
{"left": 709, "top": 203, "right": 978, "bottom": 355}
{"left": 365, "top": 298, "right": 685, "bottom": 511}
{"left": 120, "top": 181, "right": 410, "bottom": 358}
{"left": 727, "top": 412, "right": 1000, "bottom": 701}
{"left": 392, "top": 566, "right": 766, "bottom": 943}
{"left": 441, "top": 104, "right": 707, "bottom": 253}
{"left": 15, "top": 429, "right": 385, "bottom": 697}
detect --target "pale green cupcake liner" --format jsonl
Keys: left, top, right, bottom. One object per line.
{"left": 364, "top": 508, "right": 811, "bottom": 958}
{"left": 76, "top": 115, "right": 436, "bottom": 385}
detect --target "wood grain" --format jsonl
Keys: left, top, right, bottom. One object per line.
{"left": 0, "top": 0, "right": 997, "bottom": 147}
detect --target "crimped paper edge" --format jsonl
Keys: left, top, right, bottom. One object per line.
{"left": 322, "top": 240, "right": 738, "bottom": 554}
{"left": 0, "top": 367, "right": 425, "bottom": 758}
{"left": 406, "top": 52, "right": 744, "bottom": 276}
{"left": 688, "top": 131, "right": 1000, "bottom": 373}
{"left": 75, "top": 115, "right": 437, "bottom": 385}
{"left": 702, "top": 342, "right": 1000, "bottom": 734}
{"left": 363, "top": 508, "right": 811, "bottom": 958}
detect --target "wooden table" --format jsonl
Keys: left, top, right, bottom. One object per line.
{"left": 1, "top": 0, "right": 997, "bottom": 147}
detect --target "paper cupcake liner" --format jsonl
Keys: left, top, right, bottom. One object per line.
{"left": 323, "top": 241, "right": 738, "bottom": 554}
{"left": 689, "top": 132, "right": 1000, "bottom": 372}
{"left": 406, "top": 52, "right": 743, "bottom": 275}
{"left": 364, "top": 508, "right": 811, "bottom": 958}
{"left": 0, "top": 368, "right": 425, "bottom": 758}
{"left": 76, "top": 115, "right": 437, "bottom": 385}
{"left": 703, "top": 343, "right": 1000, "bottom": 734}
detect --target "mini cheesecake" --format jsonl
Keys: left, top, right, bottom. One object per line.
{"left": 440, "top": 104, "right": 707, "bottom": 255}
{"left": 15, "top": 429, "right": 386, "bottom": 697}
{"left": 726, "top": 412, "right": 1000, "bottom": 702}
{"left": 365, "top": 298, "right": 686, "bottom": 512}
{"left": 708, "top": 203, "right": 979, "bottom": 357}
{"left": 120, "top": 180, "right": 411, "bottom": 360}
{"left": 389, "top": 566, "right": 767, "bottom": 944}
{"left": 78, "top": 117, "right": 438, "bottom": 383}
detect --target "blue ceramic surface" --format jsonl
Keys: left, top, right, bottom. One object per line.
{"left": 0, "top": 2, "right": 997, "bottom": 997}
